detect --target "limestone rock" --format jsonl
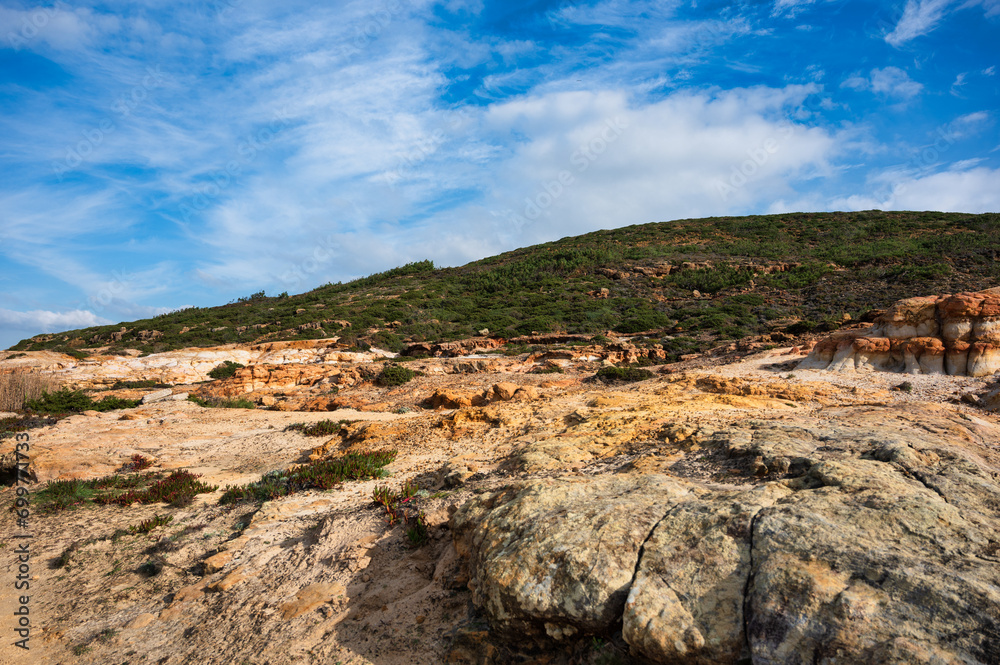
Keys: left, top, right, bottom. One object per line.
{"left": 452, "top": 474, "right": 695, "bottom": 641}
{"left": 800, "top": 289, "right": 1000, "bottom": 376}
{"left": 453, "top": 406, "right": 1000, "bottom": 664}
{"left": 141, "top": 388, "right": 174, "bottom": 404}
{"left": 623, "top": 485, "right": 788, "bottom": 664}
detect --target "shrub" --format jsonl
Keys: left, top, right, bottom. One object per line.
{"left": 207, "top": 361, "right": 245, "bottom": 380}
{"left": 593, "top": 366, "right": 655, "bottom": 383}
{"left": 218, "top": 450, "right": 397, "bottom": 505}
{"left": 129, "top": 514, "right": 173, "bottom": 535}
{"left": 614, "top": 312, "right": 670, "bottom": 334}
{"left": 376, "top": 365, "right": 416, "bottom": 387}
{"left": 284, "top": 420, "right": 353, "bottom": 437}
{"left": 0, "top": 371, "right": 55, "bottom": 412}
{"left": 33, "top": 470, "right": 217, "bottom": 513}
{"left": 110, "top": 380, "right": 171, "bottom": 390}
{"left": 24, "top": 388, "right": 139, "bottom": 414}
{"left": 187, "top": 395, "right": 255, "bottom": 409}
{"left": 1, "top": 415, "right": 59, "bottom": 441}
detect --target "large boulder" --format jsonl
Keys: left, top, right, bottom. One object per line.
{"left": 451, "top": 406, "right": 1000, "bottom": 664}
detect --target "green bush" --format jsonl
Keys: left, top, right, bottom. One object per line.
{"left": 207, "top": 361, "right": 245, "bottom": 380}
{"left": 219, "top": 450, "right": 397, "bottom": 504}
{"left": 594, "top": 366, "right": 655, "bottom": 383}
{"left": 33, "top": 470, "right": 216, "bottom": 512}
{"left": 376, "top": 365, "right": 416, "bottom": 387}
{"left": 285, "top": 420, "right": 354, "bottom": 437}
{"left": 187, "top": 395, "right": 255, "bottom": 409}
{"left": 25, "top": 388, "right": 140, "bottom": 414}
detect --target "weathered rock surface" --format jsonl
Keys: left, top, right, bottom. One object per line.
{"left": 453, "top": 405, "right": 1000, "bottom": 664}
{"left": 0, "top": 340, "right": 381, "bottom": 389}
{"left": 800, "top": 288, "right": 1000, "bottom": 376}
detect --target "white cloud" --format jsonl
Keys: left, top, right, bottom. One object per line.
{"left": 886, "top": 0, "right": 1000, "bottom": 46}
{"left": 941, "top": 111, "right": 991, "bottom": 141}
{"left": 842, "top": 67, "right": 923, "bottom": 99}
{"left": 0, "top": 307, "right": 110, "bottom": 336}
{"left": 831, "top": 166, "right": 1000, "bottom": 213}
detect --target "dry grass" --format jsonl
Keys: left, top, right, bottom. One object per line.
{"left": 0, "top": 370, "right": 56, "bottom": 412}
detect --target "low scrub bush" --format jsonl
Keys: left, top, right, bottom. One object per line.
{"left": 25, "top": 388, "right": 140, "bottom": 414}
{"left": 187, "top": 395, "right": 255, "bottom": 409}
{"left": 0, "top": 415, "right": 59, "bottom": 440}
{"left": 110, "top": 379, "right": 171, "bottom": 390}
{"left": 593, "top": 366, "right": 655, "bottom": 383}
{"left": 376, "top": 365, "right": 416, "bottom": 387}
{"left": 284, "top": 420, "right": 354, "bottom": 437}
{"left": 207, "top": 361, "right": 245, "bottom": 380}
{"left": 218, "top": 450, "right": 397, "bottom": 505}
{"left": 33, "top": 470, "right": 217, "bottom": 513}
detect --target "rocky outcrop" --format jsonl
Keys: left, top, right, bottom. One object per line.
{"left": 799, "top": 288, "right": 1000, "bottom": 376}
{"left": 0, "top": 342, "right": 381, "bottom": 389}
{"left": 402, "top": 337, "right": 506, "bottom": 358}
{"left": 452, "top": 406, "right": 1000, "bottom": 664}
{"left": 424, "top": 383, "right": 540, "bottom": 409}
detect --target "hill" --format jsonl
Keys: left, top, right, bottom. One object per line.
{"left": 11, "top": 210, "right": 1000, "bottom": 358}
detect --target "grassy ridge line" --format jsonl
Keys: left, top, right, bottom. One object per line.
{"left": 10, "top": 211, "right": 1000, "bottom": 357}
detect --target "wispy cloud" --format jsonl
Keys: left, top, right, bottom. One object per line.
{"left": 885, "top": 0, "right": 1000, "bottom": 46}
{"left": 842, "top": 67, "right": 923, "bottom": 99}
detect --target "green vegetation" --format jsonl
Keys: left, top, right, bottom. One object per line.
{"left": 12, "top": 212, "right": 1000, "bottom": 358}
{"left": 0, "top": 415, "right": 59, "bottom": 440}
{"left": 207, "top": 361, "right": 245, "bottom": 380}
{"left": 129, "top": 514, "right": 173, "bottom": 535}
{"left": 593, "top": 366, "right": 656, "bottom": 383}
{"left": 218, "top": 450, "right": 397, "bottom": 504}
{"left": 109, "top": 379, "right": 172, "bottom": 390}
{"left": 25, "top": 388, "right": 140, "bottom": 415}
{"left": 376, "top": 364, "right": 417, "bottom": 387}
{"left": 284, "top": 420, "right": 354, "bottom": 437}
{"left": 372, "top": 480, "right": 428, "bottom": 547}
{"left": 187, "top": 395, "right": 256, "bottom": 409}
{"left": 33, "top": 470, "right": 217, "bottom": 513}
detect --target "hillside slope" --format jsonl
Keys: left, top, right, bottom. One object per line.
{"left": 12, "top": 210, "right": 1000, "bottom": 358}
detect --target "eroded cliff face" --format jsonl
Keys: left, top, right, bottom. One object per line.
{"left": 1, "top": 342, "right": 998, "bottom": 665}
{"left": 799, "top": 288, "right": 1000, "bottom": 376}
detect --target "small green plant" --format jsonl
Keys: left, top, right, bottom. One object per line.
{"left": 95, "top": 628, "right": 118, "bottom": 643}
{"left": 894, "top": 381, "right": 914, "bottom": 393}
{"left": 207, "top": 361, "right": 245, "bottom": 380}
{"left": 33, "top": 471, "right": 217, "bottom": 513}
{"left": 376, "top": 365, "right": 416, "bottom": 387}
{"left": 372, "top": 480, "right": 427, "bottom": 547}
{"left": 120, "top": 454, "right": 154, "bottom": 472}
{"left": 593, "top": 366, "right": 655, "bottom": 383}
{"left": 129, "top": 514, "right": 173, "bottom": 535}
{"left": 218, "top": 450, "right": 397, "bottom": 505}
{"left": 72, "top": 644, "right": 92, "bottom": 655}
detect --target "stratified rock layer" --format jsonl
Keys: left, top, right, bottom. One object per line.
{"left": 452, "top": 406, "right": 1000, "bottom": 664}
{"left": 798, "top": 289, "right": 1000, "bottom": 376}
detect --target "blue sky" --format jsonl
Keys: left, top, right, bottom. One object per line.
{"left": 0, "top": 0, "right": 998, "bottom": 349}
